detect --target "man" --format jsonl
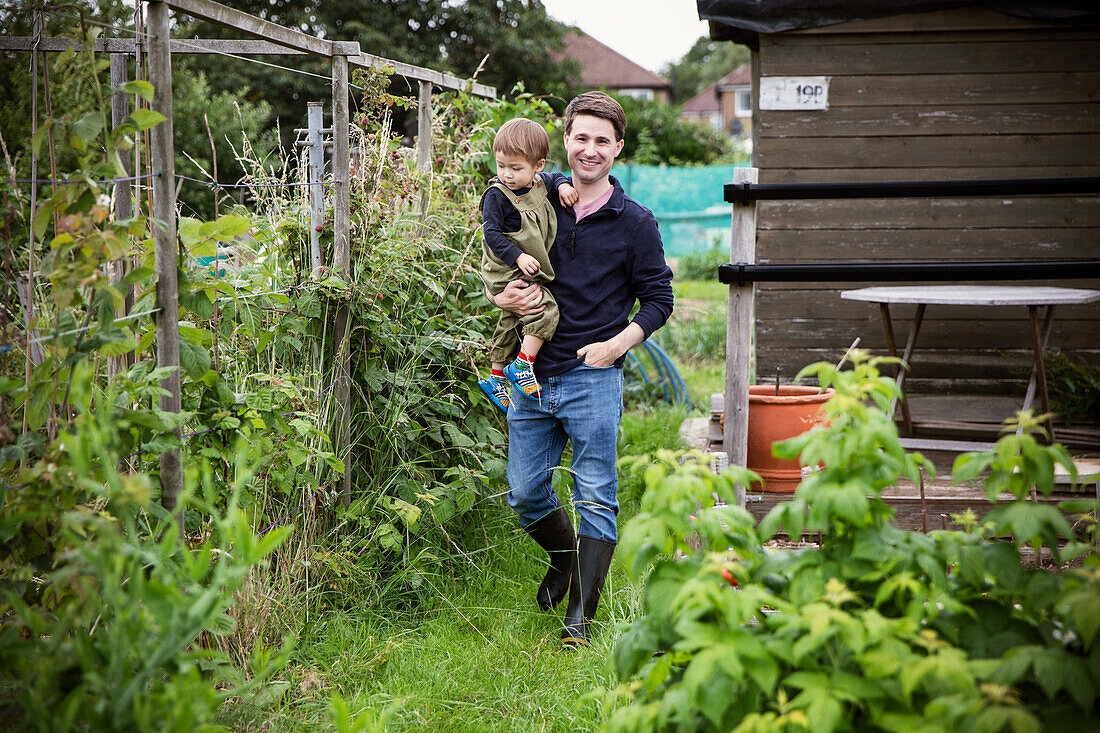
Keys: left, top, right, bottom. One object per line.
{"left": 488, "top": 91, "right": 674, "bottom": 645}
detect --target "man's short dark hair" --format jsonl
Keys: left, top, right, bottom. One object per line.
{"left": 563, "top": 91, "right": 627, "bottom": 141}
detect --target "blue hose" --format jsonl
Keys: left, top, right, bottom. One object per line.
{"left": 625, "top": 339, "right": 691, "bottom": 409}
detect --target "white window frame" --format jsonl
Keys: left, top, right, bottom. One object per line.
{"left": 734, "top": 88, "right": 752, "bottom": 117}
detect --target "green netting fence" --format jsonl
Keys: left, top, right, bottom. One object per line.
{"left": 617, "top": 163, "right": 748, "bottom": 258}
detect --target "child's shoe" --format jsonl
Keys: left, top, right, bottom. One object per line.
{"left": 505, "top": 358, "right": 543, "bottom": 400}
{"left": 478, "top": 377, "right": 510, "bottom": 413}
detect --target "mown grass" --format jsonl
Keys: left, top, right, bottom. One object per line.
{"left": 218, "top": 403, "right": 689, "bottom": 731}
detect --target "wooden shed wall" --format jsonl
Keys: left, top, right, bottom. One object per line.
{"left": 753, "top": 7, "right": 1100, "bottom": 394}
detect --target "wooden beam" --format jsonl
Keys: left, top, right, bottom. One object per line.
{"left": 0, "top": 37, "right": 496, "bottom": 98}
{"left": 353, "top": 51, "right": 495, "bottom": 98}
{"left": 148, "top": 1, "right": 184, "bottom": 522}
{"left": 151, "top": 0, "right": 355, "bottom": 57}
{"left": 725, "top": 167, "right": 759, "bottom": 509}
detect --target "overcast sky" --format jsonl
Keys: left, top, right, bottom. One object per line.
{"left": 540, "top": 0, "right": 710, "bottom": 74}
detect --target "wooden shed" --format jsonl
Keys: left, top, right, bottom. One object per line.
{"left": 697, "top": 1, "right": 1100, "bottom": 432}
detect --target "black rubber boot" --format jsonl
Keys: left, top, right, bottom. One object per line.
{"left": 523, "top": 507, "right": 577, "bottom": 611}
{"left": 561, "top": 536, "right": 616, "bottom": 646}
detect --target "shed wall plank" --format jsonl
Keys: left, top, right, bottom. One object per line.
{"left": 759, "top": 104, "right": 1100, "bottom": 137}
{"left": 757, "top": 228, "right": 1098, "bottom": 261}
{"left": 759, "top": 166, "right": 1100, "bottom": 183}
{"left": 756, "top": 198, "right": 1100, "bottom": 230}
{"left": 760, "top": 40, "right": 1100, "bottom": 76}
{"left": 811, "top": 72, "right": 1100, "bottom": 107}
{"left": 761, "top": 134, "right": 1100, "bottom": 169}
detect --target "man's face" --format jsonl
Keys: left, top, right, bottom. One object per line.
{"left": 564, "top": 114, "right": 623, "bottom": 186}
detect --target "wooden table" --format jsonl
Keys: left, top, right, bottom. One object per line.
{"left": 840, "top": 285, "right": 1100, "bottom": 440}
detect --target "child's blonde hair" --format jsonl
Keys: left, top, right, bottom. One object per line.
{"left": 493, "top": 118, "right": 550, "bottom": 165}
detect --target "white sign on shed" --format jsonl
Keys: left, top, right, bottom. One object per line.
{"left": 759, "top": 77, "right": 830, "bottom": 110}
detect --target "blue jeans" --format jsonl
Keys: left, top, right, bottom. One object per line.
{"left": 506, "top": 363, "right": 624, "bottom": 543}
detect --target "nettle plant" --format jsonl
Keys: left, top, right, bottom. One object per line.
{"left": 599, "top": 354, "right": 1099, "bottom": 732}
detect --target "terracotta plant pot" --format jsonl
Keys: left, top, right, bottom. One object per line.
{"left": 747, "top": 385, "right": 835, "bottom": 492}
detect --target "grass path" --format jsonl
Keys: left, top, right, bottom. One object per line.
{"left": 219, "top": 404, "right": 697, "bottom": 731}
{"left": 221, "top": 508, "right": 633, "bottom": 731}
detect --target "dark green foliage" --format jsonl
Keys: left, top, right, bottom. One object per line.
{"left": 1044, "top": 352, "right": 1100, "bottom": 427}
{"left": 652, "top": 309, "right": 726, "bottom": 362}
{"left": 0, "top": 368, "right": 292, "bottom": 731}
{"left": 664, "top": 37, "right": 752, "bottom": 104}
{"left": 676, "top": 244, "right": 727, "bottom": 282}
{"left": 181, "top": 0, "right": 577, "bottom": 153}
{"left": 615, "top": 95, "right": 731, "bottom": 166}
{"left": 596, "top": 354, "right": 1100, "bottom": 732}
{"left": 0, "top": 32, "right": 535, "bottom": 727}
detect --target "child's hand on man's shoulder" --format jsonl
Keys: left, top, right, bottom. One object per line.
{"left": 558, "top": 183, "right": 578, "bottom": 207}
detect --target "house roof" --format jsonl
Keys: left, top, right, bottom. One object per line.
{"left": 559, "top": 29, "right": 671, "bottom": 91}
{"left": 680, "top": 63, "right": 751, "bottom": 114}
{"left": 697, "top": 0, "right": 1100, "bottom": 45}
{"left": 715, "top": 63, "right": 751, "bottom": 90}
{"left": 681, "top": 84, "right": 720, "bottom": 114}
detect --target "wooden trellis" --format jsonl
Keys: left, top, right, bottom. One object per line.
{"left": 6, "top": 0, "right": 496, "bottom": 517}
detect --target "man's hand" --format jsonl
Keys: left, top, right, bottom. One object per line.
{"left": 577, "top": 323, "right": 646, "bottom": 367}
{"left": 489, "top": 279, "right": 544, "bottom": 316}
{"left": 576, "top": 340, "right": 620, "bottom": 368}
{"left": 558, "top": 183, "right": 579, "bottom": 207}
{"left": 515, "top": 253, "right": 541, "bottom": 276}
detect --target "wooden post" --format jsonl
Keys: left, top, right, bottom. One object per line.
{"left": 724, "top": 167, "right": 758, "bottom": 509}
{"left": 332, "top": 59, "right": 350, "bottom": 272}
{"left": 417, "top": 79, "right": 432, "bottom": 224}
{"left": 331, "top": 54, "right": 352, "bottom": 508}
{"left": 307, "top": 101, "right": 324, "bottom": 278}
{"left": 147, "top": 0, "right": 183, "bottom": 521}
{"left": 108, "top": 52, "right": 134, "bottom": 382}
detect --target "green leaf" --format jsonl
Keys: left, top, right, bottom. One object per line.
{"left": 123, "top": 265, "right": 155, "bottom": 285}
{"left": 298, "top": 291, "right": 322, "bottom": 318}
{"left": 236, "top": 301, "right": 263, "bottom": 336}
{"left": 245, "top": 390, "right": 273, "bottom": 412}
{"left": 31, "top": 118, "right": 55, "bottom": 159}
{"left": 455, "top": 487, "right": 476, "bottom": 513}
{"left": 121, "top": 79, "right": 154, "bottom": 102}
{"left": 212, "top": 214, "right": 250, "bottom": 239}
{"left": 205, "top": 612, "right": 237, "bottom": 636}
{"left": 70, "top": 112, "right": 105, "bottom": 143}
{"left": 100, "top": 338, "right": 135, "bottom": 357}
{"left": 178, "top": 217, "right": 203, "bottom": 247}
{"left": 613, "top": 624, "right": 659, "bottom": 678}
{"left": 129, "top": 108, "right": 166, "bottom": 130}
{"left": 180, "top": 288, "right": 215, "bottom": 319}
{"left": 1033, "top": 649, "right": 1067, "bottom": 699}
{"left": 179, "top": 338, "right": 212, "bottom": 379}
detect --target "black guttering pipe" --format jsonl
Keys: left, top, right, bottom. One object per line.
{"left": 724, "top": 177, "right": 1100, "bottom": 204}
{"left": 718, "top": 260, "right": 1100, "bottom": 285}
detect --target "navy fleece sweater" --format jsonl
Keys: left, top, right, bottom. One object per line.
{"left": 533, "top": 173, "right": 674, "bottom": 377}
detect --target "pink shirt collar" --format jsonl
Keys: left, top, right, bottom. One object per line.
{"left": 573, "top": 185, "right": 614, "bottom": 222}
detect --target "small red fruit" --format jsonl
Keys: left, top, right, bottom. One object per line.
{"left": 315, "top": 225, "right": 323, "bottom": 232}
{"left": 721, "top": 568, "right": 739, "bottom": 587}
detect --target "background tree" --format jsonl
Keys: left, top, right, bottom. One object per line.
{"left": 663, "top": 36, "right": 751, "bottom": 104}
{"left": 182, "top": 0, "right": 577, "bottom": 145}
